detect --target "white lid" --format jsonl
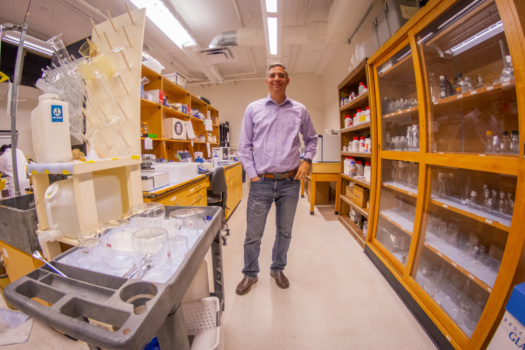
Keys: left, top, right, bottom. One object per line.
{"left": 39, "top": 94, "right": 59, "bottom": 101}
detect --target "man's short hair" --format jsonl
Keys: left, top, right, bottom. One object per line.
{"left": 266, "top": 63, "right": 289, "bottom": 78}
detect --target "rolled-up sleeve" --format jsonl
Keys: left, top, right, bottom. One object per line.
{"left": 301, "top": 109, "right": 318, "bottom": 160}
{"left": 238, "top": 104, "right": 258, "bottom": 179}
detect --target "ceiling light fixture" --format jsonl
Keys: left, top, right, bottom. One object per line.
{"left": 1, "top": 33, "right": 54, "bottom": 57}
{"left": 266, "top": 0, "right": 278, "bottom": 13}
{"left": 129, "top": 0, "right": 195, "bottom": 48}
{"left": 267, "top": 17, "right": 278, "bottom": 56}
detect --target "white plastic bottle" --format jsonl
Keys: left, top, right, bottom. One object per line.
{"left": 348, "top": 157, "right": 356, "bottom": 176}
{"left": 365, "top": 106, "right": 371, "bottom": 122}
{"left": 344, "top": 115, "right": 352, "bottom": 128}
{"left": 31, "top": 94, "right": 72, "bottom": 163}
{"left": 352, "top": 137, "right": 359, "bottom": 152}
{"left": 358, "top": 82, "right": 365, "bottom": 95}
{"left": 344, "top": 157, "right": 350, "bottom": 175}
{"left": 364, "top": 162, "right": 371, "bottom": 183}
{"left": 359, "top": 136, "right": 365, "bottom": 152}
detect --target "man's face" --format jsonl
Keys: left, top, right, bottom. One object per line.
{"left": 265, "top": 66, "right": 289, "bottom": 94}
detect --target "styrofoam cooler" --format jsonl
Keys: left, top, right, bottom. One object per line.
{"left": 487, "top": 282, "right": 525, "bottom": 349}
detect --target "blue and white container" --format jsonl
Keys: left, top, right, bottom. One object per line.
{"left": 487, "top": 282, "right": 525, "bottom": 349}
{"left": 31, "top": 94, "right": 72, "bottom": 163}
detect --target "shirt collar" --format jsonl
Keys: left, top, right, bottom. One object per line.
{"left": 265, "top": 94, "right": 292, "bottom": 106}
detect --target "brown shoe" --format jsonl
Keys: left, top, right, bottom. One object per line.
{"left": 236, "top": 276, "right": 258, "bottom": 295}
{"left": 270, "top": 270, "right": 289, "bottom": 289}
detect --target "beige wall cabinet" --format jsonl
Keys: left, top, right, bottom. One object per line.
{"left": 224, "top": 163, "right": 243, "bottom": 220}
{"left": 367, "top": 0, "right": 525, "bottom": 348}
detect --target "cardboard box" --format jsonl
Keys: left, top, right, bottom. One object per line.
{"left": 163, "top": 118, "right": 187, "bottom": 140}
{"left": 144, "top": 89, "right": 164, "bottom": 104}
{"left": 353, "top": 185, "right": 369, "bottom": 208}
{"left": 345, "top": 184, "right": 354, "bottom": 197}
{"left": 141, "top": 171, "right": 170, "bottom": 191}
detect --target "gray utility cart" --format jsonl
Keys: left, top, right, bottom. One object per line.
{"left": 5, "top": 206, "right": 225, "bottom": 350}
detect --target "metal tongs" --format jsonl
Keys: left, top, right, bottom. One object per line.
{"left": 123, "top": 254, "right": 153, "bottom": 279}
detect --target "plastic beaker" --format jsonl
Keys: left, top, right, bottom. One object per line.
{"left": 130, "top": 202, "right": 166, "bottom": 229}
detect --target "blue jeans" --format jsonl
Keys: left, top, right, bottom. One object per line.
{"left": 242, "top": 176, "right": 300, "bottom": 278}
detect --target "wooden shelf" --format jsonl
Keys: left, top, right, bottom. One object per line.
{"left": 378, "top": 53, "right": 413, "bottom": 80}
{"left": 431, "top": 196, "right": 511, "bottom": 232}
{"left": 164, "top": 139, "right": 191, "bottom": 143}
{"left": 341, "top": 122, "right": 371, "bottom": 133}
{"left": 338, "top": 215, "right": 365, "bottom": 249}
{"left": 379, "top": 210, "right": 414, "bottom": 236}
{"left": 340, "top": 194, "right": 369, "bottom": 218}
{"left": 341, "top": 174, "right": 370, "bottom": 189}
{"left": 432, "top": 80, "right": 515, "bottom": 106}
{"left": 141, "top": 137, "right": 163, "bottom": 141}
{"left": 382, "top": 181, "right": 418, "bottom": 198}
{"left": 340, "top": 92, "right": 369, "bottom": 112}
{"left": 341, "top": 152, "right": 372, "bottom": 158}
{"left": 163, "top": 106, "right": 191, "bottom": 120}
{"left": 141, "top": 98, "right": 162, "bottom": 109}
{"left": 382, "top": 106, "right": 419, "bottom": 119}
{"left": 423, "top": 242, "right": 493, "bottom": 293}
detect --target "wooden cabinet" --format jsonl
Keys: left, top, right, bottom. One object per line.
{"left": 224, "top": 163, "right": 243, "bottom": 220}
{"left": 367, "top": 0, "right": 525, "bottom": 348}
{"left": 337, "top": 60, "right": 376, "bottom": 249}
{"left": 144, "top": 176, "right": 209, "bottom": 208}
{"left": 140, "top": 65, "right": 220, "bottom": 161}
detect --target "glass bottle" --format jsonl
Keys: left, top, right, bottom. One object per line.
{"left": 467, "top": 190, "right": 477, "bottom": 208}
{"left": 439, "top": 75, "right": 451, "bottom": 98}
{"left": 491, "top": 189, "right": 499, "bottom": 211}
{"left": 483, "top": 185, "right": 491, "bottom": 211}
{"left": 406, "top": 126, "right": 413, "bottom": 151}
{"left": 475, "top": 73, "right": 485, "bottom": 89}
{"left": 412, "top": 125, "right": 420, "bottom": 150}
{"left": 498, "top": 191, "right": 507, "bottom": 214}
{"left": 428, "top": 72, "right": 439, "bottom": 103}
{"left": 485, "top": 131, "right": 494, "bottom": 153}
{"left": 492, "top": 134, "right": 501, "bottom": 154}
{"left": 463, "top": 75, "right": 473, "bottom": 92}
{"left": 141, "top": 122, "right": 148, "bottom": 137}
{"left": 501, "top": 131, "right": 511, "bottom": 154}
{"left": 501, "top": 55, "right": 514, "bottom": 82}
{"left": 507, "top": 193, "right": 514, "bottom": 215}
{"left": 510, "top": 130, "right": 519, "bottom": 154}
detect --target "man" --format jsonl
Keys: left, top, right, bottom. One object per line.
{"left": 236, "top": 63, "right": 318, "bottom": 295}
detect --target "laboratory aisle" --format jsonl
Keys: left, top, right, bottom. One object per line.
{"left": 0, "top": 181, "right": 437, "bottom": 349}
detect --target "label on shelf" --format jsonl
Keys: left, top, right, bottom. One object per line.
{"left": 488, "top": 287, "right": 492, "bottom": 292}
{"left": 502, "top": 81, "right": 510, "bottom": 87}
{"left": 487, "top": 86, "right": 494, "bottom": 91}
{"left": 443, "top": 204, "right": 448, "bottom": 208}
{"left": 409, "top": 192, "right": 413, "bottom": 196}
{"left": 438, "top": 252, "right": 442, "bottom": 257}
{"left": 479, "top": 154, "right": 486, "bottom": 157}
{"left": 144, "top": 137, "right": 153, "bottom": 150}
{"left": 486, "top": 219, "right": 493, "bottom": 224}
{"left": 468, "top": 274, "right": 475, "bottom": 280}
{"left": 471, "top": 90, "right": 477, "bottom": 95}
{"left": 452, "top": 262, "right": 457, "bottom": 267}
{"left": 457, "top": 94, "right": 463, "bottom": 99}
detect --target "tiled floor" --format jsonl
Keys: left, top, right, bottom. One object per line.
{"left": 0, "top": 182, "right": 437, "bottom": 349}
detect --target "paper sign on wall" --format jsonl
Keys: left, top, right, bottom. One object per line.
{"left": 144, "top": 137, "right": 153, "bottom": 150}
{"left": 186, "top": 120, "right": 195, "bottom": 139}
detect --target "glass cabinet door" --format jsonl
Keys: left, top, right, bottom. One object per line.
{"left": 375, "top": 159, "right": 419, "bottom": 267}
{"left": 377, "top": 44, "right": 420, "bottom": 152}
{"left": 416, "top": 0, "right": 518, "bottom": 154}
{"left": 413, "top": 166, "right": 516, "bottom": 337}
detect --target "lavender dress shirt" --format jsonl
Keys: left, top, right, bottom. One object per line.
{"left": 238, "top": 94, "right": 318, "bottom": 180}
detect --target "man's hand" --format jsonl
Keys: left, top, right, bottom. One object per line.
{"left": 250, "top": 176, "right": 261, "bottom": 182}
{"left": 294, "top": 161, "right": 310, "bottom": 180}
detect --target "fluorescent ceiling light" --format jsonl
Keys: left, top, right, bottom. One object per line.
{"left": 129, "top": 0, "right": 195, "bottom": 48}
{"left": 446, "top": 20, "right": 504, "bottom": 56}
{"left": 266, "top": 0, "right": 278, "bottom": 13}
{"left": 267, "top": 17, "right": 278, "bottom": 56}
{"left": 1, "top": 33, "right": 54, "bottom": 57}
{"left": 437, "top": 0, "right": 484, "bottom": 31}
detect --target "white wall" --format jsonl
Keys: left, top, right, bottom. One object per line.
{"left": 0, "top": 83, "right": 40, "bottom": 158}
{"left": 188, "top": 73, "right": 325, "bottom": 150}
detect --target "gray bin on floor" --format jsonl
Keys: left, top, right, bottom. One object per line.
{"left": 0, "top": 194, "right": 39, "bottom": 254}
{"left": 4, "top": 206, "right": 225, "bottom": 350}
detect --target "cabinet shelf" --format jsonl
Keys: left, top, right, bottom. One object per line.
{"left": 338, "top": 215, "right": 365, "bottom": 247}
{"left": 164, "top": 139, "right": 191, "bottom": 143}
{"left": 141, "top": 137, "right": 163, "bottom": 141}
{"left": 378, "top": 53, "right": 413, "bottom": 79}
{"left": 163, "top": 107, "right": 191, "bottom": 120}
{"left": 340, "top": 92, "right": 369, "bottom": 112}
{"left": 141, "top": 98, "right": 162, "bottom": 109}
{"left": 423, "top": 236, "right": 496, "bottom": 292}
{"left": 341, "top": 152, "right": 372, "bottom": 158}
{"left": 382, "top": 106, "right": 419, "bottom": 119}
{"left": 340, "top": 194, "right": 369, "bottom": 218}
{"left": 379, "top": 209, "right": 414, "bottom": 236}
{"left": 341, "top": 174, "right": 370, "bottom": 189}
{"left": 341, "top": 122, "right": 371, "bottom": 133}
{"left": 430, "top": 195, "right": 511, "bottom": 232}
{"left": 382, "top": 181, "right": 418, "bottom": 197}
{"left": 432, "top": 80, "right": 515, "bottom": 106}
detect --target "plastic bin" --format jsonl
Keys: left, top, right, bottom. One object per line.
{"left": 487, "top": 282, "right": 525, "bottom": 349}
{"left": 182, "top": 297, "right": 221, "bottom": 350}
{"left": 0, "top": 194, "right": 39, "bottom": 255}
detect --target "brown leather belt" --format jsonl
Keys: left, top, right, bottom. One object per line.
{"left": 259, "top": 169, "right": 298, "bottom": 179}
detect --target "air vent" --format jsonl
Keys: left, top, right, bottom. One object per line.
{"left": 199, "top": 47, "right": 237, "bottom": 64}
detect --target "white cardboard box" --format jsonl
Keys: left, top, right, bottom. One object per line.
{"left": 163, "top": 118, "right": 187, "bottom": 140}
{"left": 141, "top": 171, "right": 170, "bottom": 191}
